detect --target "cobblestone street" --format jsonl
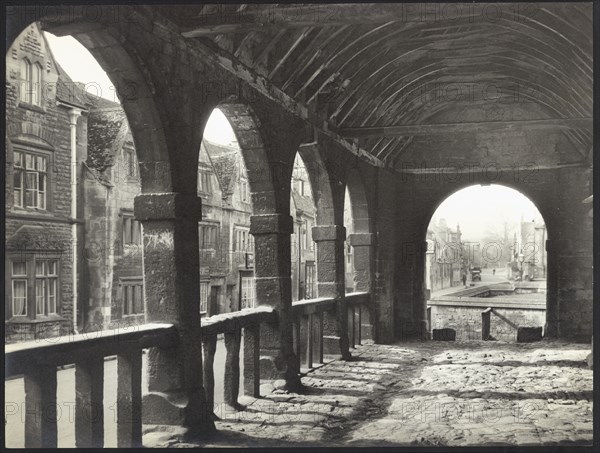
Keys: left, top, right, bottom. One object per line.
{"left": 145, "top": 340, "right": 593, "bottom": 448}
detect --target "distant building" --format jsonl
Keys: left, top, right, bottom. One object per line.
{"left": 344, "top": 189, "right": 354, "bottom": 293}
{"left": 508, "top": 218, "right": 547, "bottom": 280}
{"left": 290, "top": 157, "right": 317, "bottom": 301}
{"left": 197, "top": 140, "right": 255, "bottom": 315}
{"left": 197, "top": 145, "right": 318, "bottom": 312}
{"left": 82, "top": 95, "right": 144, "bottom": 331}
{"left": 425, "top": 219, "right": 463, "bottom": 292}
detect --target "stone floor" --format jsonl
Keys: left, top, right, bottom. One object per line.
{"left": 145, "top": 339, "right": 593, "bottom": 448}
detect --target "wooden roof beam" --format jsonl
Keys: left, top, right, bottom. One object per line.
{"left": 180, "top": 3, "right": 547, "bottom": 37}
{"left": 185, "top": 36, "right": 384, "bottom": 168}
{"left": 180, "top": 4, "right": 420, "bottom": 37}
{"left": 339, "top": 117, "right": 593, "bottom": 138}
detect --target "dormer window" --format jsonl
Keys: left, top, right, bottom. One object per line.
{"left": 20, "top": 58, "right": 42, "bottom": 106}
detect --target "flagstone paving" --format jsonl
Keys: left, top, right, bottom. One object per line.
{"left": 145, "top": 339, "right": 592, "bottom": 447}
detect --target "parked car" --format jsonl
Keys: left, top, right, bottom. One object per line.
{"left": 471, "top": 267, "right": 482, "bottom": 281}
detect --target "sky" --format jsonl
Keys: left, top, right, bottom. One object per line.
{"left": 44, "top": 32, "right": 117, "bottom": 103}
{"left": 430, "top": 184, "right": 542, "bottom": 241}
{"left": 44, "top": 31, "right": 236, "bottom": 145}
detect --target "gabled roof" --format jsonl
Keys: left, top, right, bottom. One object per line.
{"left": 210, "top": 153, "right": 239, "bottom": 196}
{"left": 86, "top": 95, "right": 129, "bottom": 174}
{"left": 291, "top": 190, "right": 315, "bottom": 216}
{"left": 53, "top": 61, "right": 88, "bottom": 109}
{"left": 203, "top": 140, "right": 245, "bottom": 196}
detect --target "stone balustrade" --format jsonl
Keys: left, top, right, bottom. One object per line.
{"left": 5, "top": 323, "right": 177, "bottom": 448}
{"left": 290, "top": 291, "right": 371, "bottom": 371}
{"left": 200, "top": 306, "right": 277, "bottom": 408}
{"left": 6, "top": 295, "right": 372, "bottom": 447}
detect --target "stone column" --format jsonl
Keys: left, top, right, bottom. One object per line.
{"left": 349, "top": 233, "right": 376, "bottom": 340}
{"left": 545, "top": 239, "right": 558, "bottom": 338}
{"left": 250, "top": 213, "right": 301, "bottom": 390}
{"left": 348, "top": 233, "right": 375, "bottom": 292}
{"left": 134, "top": 193, "right": 214, "bottom": 437}
{"left": 313, "top": 225, "right": 351, "bottom": 360}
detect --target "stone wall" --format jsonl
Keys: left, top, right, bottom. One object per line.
{"left": 429, "top": 304, "right": 546, "bottom": 342}
{"left": 393, "top": 164, "right": 592, "bottom": 342}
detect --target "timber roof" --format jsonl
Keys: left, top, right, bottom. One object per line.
{"left": 158, "top": 3, "right": 592, "bottom": 169}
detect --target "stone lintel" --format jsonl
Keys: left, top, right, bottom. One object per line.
{"left": 312, "top": 225, "right": 346, "bottom": 242}
{"left": 250, "top": 214, "right": 293, "bottom": 235}
{"left": 348, "top": 233, "right": 375, "bottom": 247}
{"left": 134, "top": 193, "right": 202, "bottom": 221}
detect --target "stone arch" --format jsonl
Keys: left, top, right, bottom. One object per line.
{"left": 345, "top": 167, "right": 373, "bottom": 234}
{"left": 217, "top": 102, "right": 277, "bottom": 215}
{"left": 6, "top": 11, "right": 173, "bottom": 193}
{"left": 296, "top": 143, "right": 337, "bottom": 226}
{"left": 421, "top": 180, "right": 554, "bottom": 247}
{"left": 6, "top": 123, "right": 61, "bottom": 150}
{"left": 413, "top": 177, "right": 558, "bottom": 340}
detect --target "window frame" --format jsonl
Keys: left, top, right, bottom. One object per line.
{"left": 124, "top": 146, "right": 138, "bottom": 180}
{"left": 239, "top": 271, "right": 256, "bottom": 310}
{"left": 198, "top": 166, "right": 212, "bottom": 196}
{"left": 34, "top": 259, "right": 58, "bottom": 316}
{"left": 11, "top": 147, "right": 52, "bottom": 212}
{"left": 240, "top": 175, "right": 249, "bottom": 203}
{"left": 200, "top": 280, "right": 209, "bottom": 315}
{"left": 6, "top": 254, "right": 62, "bottom": 321}
{"left": 121, "top": 210, "right": 142, "bottom": 246}
{"left": 19, "top": 58, "right": 43, "bottom": 107}
{"left": 199, "top": 221, "right": 220, "bottom": 251}
{"left": 233, "top": 226, "right": 252, "bottom": 253}
{"left": 120, "top": 277, "right": 144, "bottom": 317}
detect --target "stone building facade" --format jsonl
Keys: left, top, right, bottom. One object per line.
{"left": 198, "top": 141, "right": 319, "bottom": 314}
{"left": 5, "top": 23, "right": 88, "bottom": 342}
{"left": 290, "top": 155, "right": 317, "bottom": 301}
{"left": 197, "top": 139, "right": 254, "bottom": 316}
{"left": 82, "top": 96, "right": 144, "bottom": 330}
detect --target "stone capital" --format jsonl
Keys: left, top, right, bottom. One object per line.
{"left": 134, "top": 193, "right": 202, "bottom": 221}
{"left": 348, "top": 233, "right": 376, "bottom": 247}
{"left": 250, "top": 214, "right": 294, "bottom": 235}
{"left": 312, "top": 225, "right": 346, "bottom": 242}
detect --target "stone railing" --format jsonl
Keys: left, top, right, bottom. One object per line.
{"left": 290, "top": 291, "right": 371, "bottom": 370}
{"left": 8, "top": 296, "right": 373, "bottom": 448}
{"left": 5, "top": 323, "right": 177, "bottom": 448}
{"left": 291, "top": 296, "right": 336, "bottom": 370}
{"left": 345, "top": 292, "right": 371, "bottom": 348}
{"left": 200, "top": 306, "right": 276, "bottom": 409}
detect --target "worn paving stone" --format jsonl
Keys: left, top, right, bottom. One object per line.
{"left": 146, "top": 340, "right": 592, "bottom": 448}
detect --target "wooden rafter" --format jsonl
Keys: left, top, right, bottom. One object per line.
{"left": 340, "top": 118, "right": 592, "bottom": 138}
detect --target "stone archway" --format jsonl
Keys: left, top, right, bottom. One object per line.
{"left": 217, "top": 99, "right": 302, "bottom": 388}
{"left": 393, "top": 166, "right": 592, "bottom": 342}
{"left": 6, "top": 10, "right": 217, "bottom": 436}
{"left": 423, "top": 183, "right": 550, "bottom": 342}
